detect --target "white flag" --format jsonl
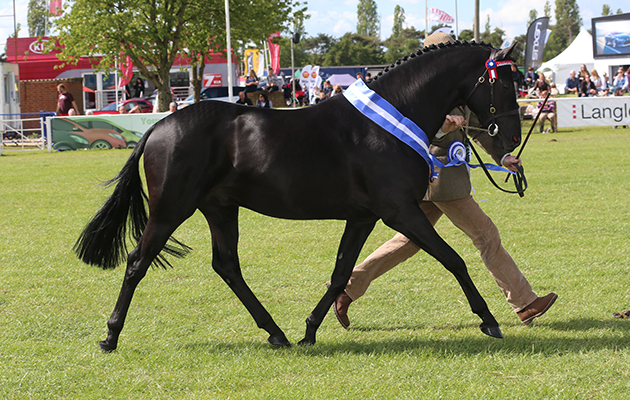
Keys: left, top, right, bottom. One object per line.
{"left": 429, "top": 8, "right": 454, "bottom": 24}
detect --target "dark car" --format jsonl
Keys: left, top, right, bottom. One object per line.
{"left": 178, "top": 86, "right": 246, "bottom": 109}
{"left": 93, "top": 99, "right": 154, "bottom": 115}
{"left": 605, "top": 32, "right": 630, "bottom": 48}
{"left": 51, "top": 118, "right": 127, "bottom": 150}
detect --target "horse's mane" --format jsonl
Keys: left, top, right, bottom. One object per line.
{"left": 367, "top": 40, "right": 496, "bottom": 84}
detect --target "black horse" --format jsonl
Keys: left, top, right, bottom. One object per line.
{"left": 75, "top": 41, "right": 522, "bottom": 351}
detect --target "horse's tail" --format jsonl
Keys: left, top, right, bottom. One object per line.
{"left": 73, "top": 126, "right": 191, "bottom": 269}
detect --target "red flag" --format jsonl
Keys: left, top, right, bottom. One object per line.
{"left": 268, "top": 32, "right": 281, "bottom": 75}
{"left": 117, "top": 56, "right": 134, "bottom": 88}
{"left": 429, "top": 8, "right": 454, "bottom": 24}
{"left": 49, "top": 0, "right": 63, "bottom": 17}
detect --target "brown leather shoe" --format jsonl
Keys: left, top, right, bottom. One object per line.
{"left": 333, "top": 291, "right": 353, "bottom": 329}
{"left": 517, "top": 293, "right": 558, "bottom": 326}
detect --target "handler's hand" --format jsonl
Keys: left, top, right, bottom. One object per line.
{"left": 441, "top": 115, "right": 466, "bottom": 133}
{"left": 502, "top": 155, "right": 522, "bottom": 172}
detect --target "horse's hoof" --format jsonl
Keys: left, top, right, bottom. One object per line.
{"left": 480, "top": 325, "right": 503, "bottom": 339}
{"left": 99, "top": 340, "right": 117, "bottom": 352}
{"left": 268, "top": 334, "right": 291, "bottom": 347}
{"left": 297, "top": 338, "right": 315, "bottom": 346}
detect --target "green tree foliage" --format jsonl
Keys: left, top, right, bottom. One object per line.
{"left": 383, "top": 27, "right": 422, "bottom": 64}
{"left": 480, "top": 16, "right": 505, "bottom": 48}
{"left": 392, "top": 5, "right": 405, "bottom": 38}
{"left": 602, "top": 4, "right": 611, "bottom": 16}
{"left": 51, "top": 0, "right": 298, "bottom": 111}
{"left": 27, "top": 0, "right": 48, "bottom": 37}
{"left": 544, "top": 1, "right": 552, "bottom": 17}
{"left": 357, "top": 0, "right": 380, "bottom": 37}
{"left": 323, "top": 33, "right": 383, "bottom": 66}
{"left": 459, "top": 29, "right": 474, "bottom": 42}
{"left": 528, "top": 10, "right": 538, "bottom": 27}
{"left": 554, "top": 0, "right": 582, "bottom": 47}
{"left": 302, "top": 33, "right": 338, "bottom": 66}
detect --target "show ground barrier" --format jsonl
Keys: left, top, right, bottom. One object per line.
{"left": 518, "top": 96, "right": 630, "bottom": 128}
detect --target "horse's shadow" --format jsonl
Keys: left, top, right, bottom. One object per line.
{"left": 179, "top": 317, "right": 630, "bottom": 357}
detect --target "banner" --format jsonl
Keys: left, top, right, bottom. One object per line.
{"left": 268, "top": 32, "right": 281, "bottom": 75}
{"left": 243, "top": 49, "right": 263, "bottom": 78}
{"left": 525, "top": 17, "right": 549, "bottom": 71}
{"left": 556, "top": 97, "right": 630, "bottom": 127}
{"left": 429, "top": 8, "right": 454, "bottom": 24}
{"left": 300, "top": 65, "right": 312, "bottom": 89}
{"left": 117, "top": 56, "right": 134, "bottom": 88}
{"left": 49, "top": 0, "right": 63, "bottom": 16}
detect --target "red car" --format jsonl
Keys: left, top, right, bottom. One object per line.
{"left": 92, "top": 99, "right": 153, "bottom": 115}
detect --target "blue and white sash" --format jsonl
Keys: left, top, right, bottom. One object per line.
{"left": 343, "top": 79, "right": 513, "bottom": 180}
{"left": 343, "top": 79, "right": 438, "bottom": 180}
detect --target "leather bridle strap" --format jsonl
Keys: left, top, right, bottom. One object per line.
{"left": 466, "top": 138, "right": 528, "bottom": 197}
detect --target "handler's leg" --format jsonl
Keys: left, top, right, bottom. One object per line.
{"left": 433, "top": 195, "right": 539, "bottom": 312}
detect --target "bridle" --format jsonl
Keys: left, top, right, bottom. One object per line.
{"left": 463, "top": 56, "right": 527, "bottom": 197}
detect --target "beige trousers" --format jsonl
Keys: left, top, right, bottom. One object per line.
{"left": 345, "top": 195, "right": 538, "bottom": 312}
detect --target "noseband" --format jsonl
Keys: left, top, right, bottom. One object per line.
{"left": 465, "top": 59, "right": 520, "bottom": 138}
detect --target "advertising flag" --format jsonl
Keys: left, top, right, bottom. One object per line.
{"left": 268, "top": 32, "right": 281, "bottom": 75}
{"left": 525, "top": 17, "right": 550, "bottom": 71}
{"left": 49, "top": 0, "right": 63, "bottom": 16}
{"left": 429, "top": 8, "right": 454, "bottom": 24}
{"left": 117, "top": 56, "right": 134, "bottom": 88}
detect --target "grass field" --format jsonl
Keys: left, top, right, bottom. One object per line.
{"left": 1, "top": 126, "right": 630, "bottom": 399}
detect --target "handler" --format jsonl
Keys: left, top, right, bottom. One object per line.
{"left": 331, "top": 32, "right": 557, "bottom": 329}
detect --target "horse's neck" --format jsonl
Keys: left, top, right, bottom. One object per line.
{"left": 370, "top": 45, "right": 490, "bottom": 141}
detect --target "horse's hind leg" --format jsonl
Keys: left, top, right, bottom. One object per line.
{"left": 100, "top": 218, "right": 186, "bottom": 351}
{"left": 299, "top": 218, "right": 377, "bottom": 346}
{"left": 383, "top": 205, "right": 502, "bottom": 338}
{"left": 201, "top": 205, "right": 290, "bottom": 347}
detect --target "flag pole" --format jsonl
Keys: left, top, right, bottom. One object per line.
{"left": 425, "top": 0, "right": 428, "bottom": 39}
{"left": 225, "top": 0, "right": 233, "bottom": 102}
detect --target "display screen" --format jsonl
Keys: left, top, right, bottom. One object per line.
{"left": 592, "top": 13, "right": 630, "bottom": 58}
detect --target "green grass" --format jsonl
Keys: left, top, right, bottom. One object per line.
{"left": 1, "top": 127, "right": 630, "bottom": 399}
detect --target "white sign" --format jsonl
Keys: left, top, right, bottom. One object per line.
{"left": 203, "top": 74, "right": 223, "bottom": 88}
{"left": 556, "top": 97, "right": 630, "bottom": 127}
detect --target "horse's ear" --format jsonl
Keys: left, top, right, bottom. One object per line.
{"left": 495, "top": 40, "right": 518, "bottom": 60}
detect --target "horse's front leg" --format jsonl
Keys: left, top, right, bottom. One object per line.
{"left": 384, "top": 204, "right": 502, "bottom": 339}
{"left": 299, "top": 218, "right": 377, "bottom": 346}
{"left": 201, "top": 205, "right": 290, "bottom": 347}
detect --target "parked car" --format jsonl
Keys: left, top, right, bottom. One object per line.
{"left": 51, "top": 118, "right": 127, "bottom": 150}
{"left": 605, "top": 32, "right": 630, "bottom": 48}
{"left": 178, "top": 86, "right": 246, "bottom": 109}
{"left": 93, "top": 99, "right": 153, "bottom": 115}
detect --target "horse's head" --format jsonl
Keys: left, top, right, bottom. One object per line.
{"left": 463, "top": 42, "right": 522, "bottom": 156}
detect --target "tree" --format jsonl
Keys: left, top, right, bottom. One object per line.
{"left": 392, "top": 5, "right": 405, "bottom": 38}
{"left": 480, "top": 15, "right": 505, "bottom": 48}
{"left": 357, "top": 0, "right": 380, "bottom": 37}
{"left": 302, "top": 33, "right": 338, "bottom": 66}
{"left": 602, "top": 4, "right": 611, "bottom": 16}
{"left": 51, "top": 0, "right": 299, "bottom": 111}
{"left": 528, "top": 10, "right": 538, "bottom": 27}
{"left": 27, "top": 0, "right": 47, "bottom": 37}
{"left": 383, "top": 27, "right": 422, "bottom": 64}
{"left": 323, "top": 33, "right": 383, "bottom": 66}
{"left": 554, "top": 0, "right": 582, "bottom": 47}
{"left": 544, "top": 1, "right": 552, "bottom": 17}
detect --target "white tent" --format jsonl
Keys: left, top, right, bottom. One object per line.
{"left": 538, "top": 27, "right": 594, "bottom": 93}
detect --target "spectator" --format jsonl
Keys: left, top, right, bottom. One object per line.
{"left": 68, "top": 109, "right": 77, "bottom": 116}
{"left": 256, "top": 92, "right": 273, "bottom": 108}
{"left": 330, "top": 84, "right": 344, "bottom": 97}
{"left": 244, "top": 70, "right": 259, "bottom": 93}
{"left": 85, "top": 110, "right": 94, "bottom": 116}
{"left": 133, "top": 78, "right": 145, "bottom": 98}
{"left": 265, "top": 68, "right": 281, "bottom": 92}
{"left": 525, "top": 67, "right": 538, "bottom": 88}
{"left": 129, "top": 105, "right": 142, "bottom": 113}
{"left": 579, "top": 74, "right": 597, "bottom": 97}
{"left": 235, "top": 91, "right": 253, "bottom": 106}
{"left": 613, "top": 67, "right": 628, "bottom": 95}
{"left": 550, "top": 83, "right": 559, "bottom": 96}
{"left": 118, "top": 104, "right": 128, "bottom": 114}
{"left": 531, "top": 74, "right": 550, "bottom": 97}
{"left": 578, "top": 64, "right": 590, "bottom": 81}
{"left": 591, "top": 69, "right": 607, "bottom": 96}
{"left": 356, "top": 72, "right": 365, "bottom": 82}
{"left": 169, "top": 102, "right": 177, "bottom": 112}
{"left": 537, "top": 90, "right": 556, "bottom": 133}
{"left": 565, "top": 70, "right": 580, "bottom": 95}
{"left": 56, "top": 84, "right": 79, "bottom": 116}
{"left": 322, "top": 80, "right": 333, "bottom": 98}
{"left": 511, "top": 63, "right": 525, "bottom": 96}
{"left": 315, "top": 91, "right": 327, "bottom": 104}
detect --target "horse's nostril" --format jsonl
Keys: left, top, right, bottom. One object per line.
{"left": 513, "top": 135, "right": 520, "bottom": 143}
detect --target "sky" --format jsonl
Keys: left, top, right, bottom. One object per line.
{"left": 0, "top": 0, "right": 627, "bottom": 50}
